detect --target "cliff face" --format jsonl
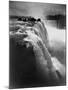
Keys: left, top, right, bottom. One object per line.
{"left": 9, "top": 17, "right": 66, "bottom": 88}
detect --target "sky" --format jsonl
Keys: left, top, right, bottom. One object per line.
{"left": 9, "top": 1, "right": 66, "bottom": 19}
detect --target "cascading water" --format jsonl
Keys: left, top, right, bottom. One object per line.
{"left": 9, "top": 16, "right": 66, "bottom": 88}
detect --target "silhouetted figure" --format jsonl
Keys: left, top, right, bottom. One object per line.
{"left": 37, "top": 18, "right": 41, "bottom": 22}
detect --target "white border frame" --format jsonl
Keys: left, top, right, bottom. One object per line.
{"left": 0, "top": 0, "right": 67, "bottom": 90}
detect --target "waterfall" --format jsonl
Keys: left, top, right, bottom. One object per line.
{"left": 10, "top": 18, "right": 66, "bottom": 86}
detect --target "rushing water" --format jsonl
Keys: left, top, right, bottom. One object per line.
{"left": 9, "top": 19, "right": 66, "bottom": 88}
